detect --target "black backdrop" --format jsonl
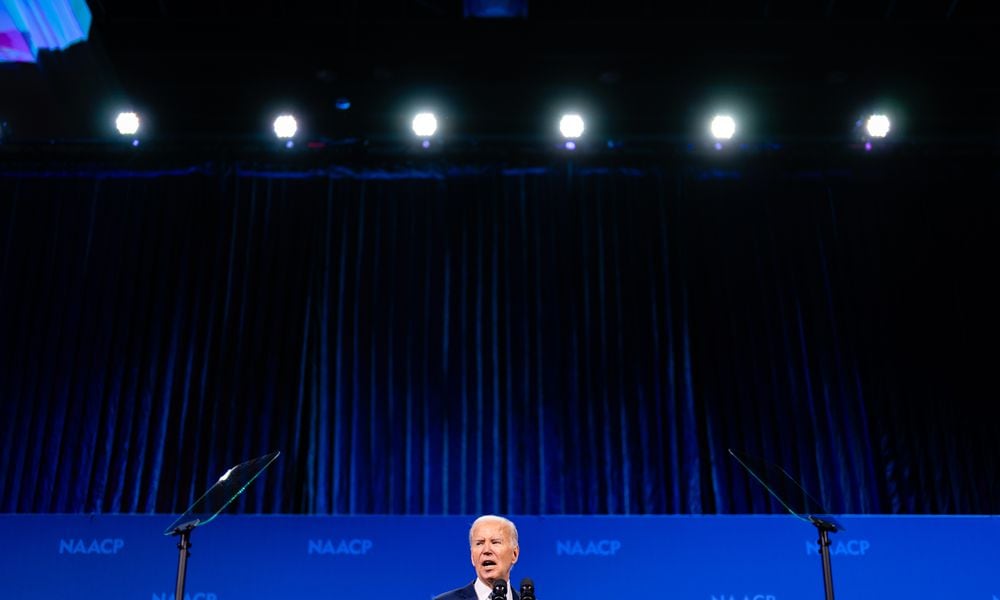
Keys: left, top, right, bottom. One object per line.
{"left": 1, "top": 153, "right": 997, "bottom": 516}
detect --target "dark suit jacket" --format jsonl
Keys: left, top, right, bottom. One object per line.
{"left": 433, "top": 581, "right": 520, "bottom": 600}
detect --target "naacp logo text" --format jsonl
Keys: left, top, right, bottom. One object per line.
{"left": 805, "top": 539, "right": 869, "bottom": 556}
{"left": 308, "top": 539, "right": 374, "bottom": 555}
{"left": 556, "top": 540, "right": 622, "bottom": 556}
{"left": 59, "top": 538, "right": 125, "bottom": 555}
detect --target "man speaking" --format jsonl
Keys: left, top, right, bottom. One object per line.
{"left": 433, "top": 515, "right": 520, "bottom": 600}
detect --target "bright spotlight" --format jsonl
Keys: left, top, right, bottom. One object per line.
{"left": 865, "top": 114, "right": 891, "bottom": 138}
{"left": 115, "top": 112, "right": 140, "bottom": 136}
{"left": 710, "top": 115, "right": 736, "bottom": 140}
{"left": 273, "top": 114, "right": 298, "bottom": 139}
{"left": 412, "top": 112, "right": 438, "bottom": 137}
{"left": 559, "top": 113, "right": 585, "bottom": 139}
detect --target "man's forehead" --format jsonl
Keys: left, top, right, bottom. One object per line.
{"left": 471, "top": 522, "right": 508, "bottom": 538}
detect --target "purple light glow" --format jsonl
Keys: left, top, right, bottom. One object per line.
{"left": 564, "top": 141, "right": 576, "bottom": 151}
{"left": 865, "top": 141, "right": 872, "bottom": 152}
{"left": 131, "top": 139, "right": 139, "bottom": 147}
{"left": 714, "top": 142, "right": 723, "bottom": 151}
{"left": 422, "top": 140, "right": 431, "bottom": 149}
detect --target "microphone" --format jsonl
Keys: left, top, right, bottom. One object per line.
{"left": 490, "top": 578, "right": 508, "bottom": 600}
{"left": 519, "top": 577, "right": 536, "bottom": 600}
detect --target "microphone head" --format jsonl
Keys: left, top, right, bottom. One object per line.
{"left": 491, "top": 578, "right": 508, "bottom": 597}
{"left": 518, "top": 577, "right": 535, "bottom": 600}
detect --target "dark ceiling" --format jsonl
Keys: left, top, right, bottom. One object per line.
{"left": 3, "top": 0, "right": 1000, "bottom": 147}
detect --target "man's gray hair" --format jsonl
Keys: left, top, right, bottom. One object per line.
{"left": 468, "top": 514, "right": 519, "bottom": 548}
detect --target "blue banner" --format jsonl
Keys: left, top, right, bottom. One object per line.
{"left": 2, "top": 514, "right": 996, "bottom": 599}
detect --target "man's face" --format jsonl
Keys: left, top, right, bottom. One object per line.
{"left": 470, "top": 520, "right": 519, "bottom": 586}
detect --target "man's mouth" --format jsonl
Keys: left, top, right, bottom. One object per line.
{"left": 482, "top": 560, "right": 497, "bottom": 568}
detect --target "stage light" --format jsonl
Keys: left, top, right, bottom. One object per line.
{"left": 412, "top": 112, "right": 438, "bottom": 137}
{"left": 273, "top": 114, "right": 298, "bottom": 139}
{"left": 115, "top": 111, "right": 140, "bottom": 136}
{"left": 464, "top": 0, "right": 528, "bottom": 18}
{"left": 865, "top": 114, "right": 891, "bottom": 138}
{"left": 710, "top": 115, "right": 736, "bottom": 140}
{"left": 0, "top": 0, "right": 92, "bottom": 64}
{"left": 559, "top": 113, "right": 585, "bottom": 139}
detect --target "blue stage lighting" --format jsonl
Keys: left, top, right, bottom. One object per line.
{"left": 710, "top": 115, "right": 736, "bottom": 140}
{"left": 412, "top": 112, "right": 438, "bottom": 137}
{"left": 115, "top": 112, "right": 140, "bottom": 136}
{"left": 559, "top": 114, "right": 585, "bottom": 139}
{"left": 865, "top": 114, "right": 891, "bottom": 138}
{"left": 463, "top": 0, "right": 528, "bottom": 18}
{"left": 273, "top": 114, "right": 298, "bottom": 139}
{"left": 0, "top": 0, "right": 92, "bottom": 63}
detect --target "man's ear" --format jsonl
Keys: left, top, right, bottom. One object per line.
{"left": 512, "top": 546, "right": 519, "bottom": 563}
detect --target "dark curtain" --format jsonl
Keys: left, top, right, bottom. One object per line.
{"left": 1, "top": 158, "right": 997, "bottom": 516}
